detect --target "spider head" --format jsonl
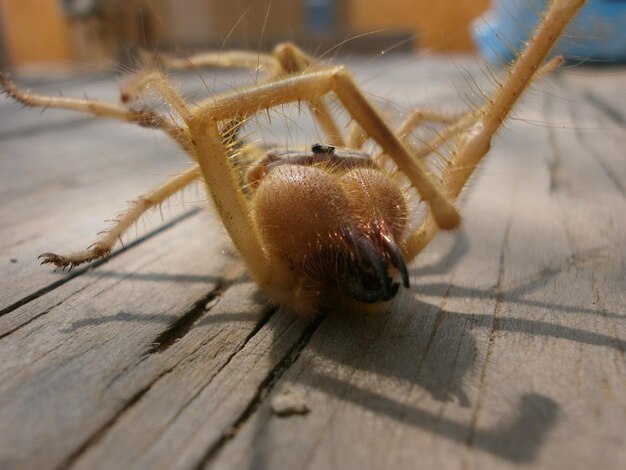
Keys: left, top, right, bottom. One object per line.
{"left": 251, "top": 146, "right": 410, "bottom": 313}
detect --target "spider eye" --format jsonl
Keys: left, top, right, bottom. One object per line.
{"left": 311, "top": 143, "right": 335, "bottom": 155}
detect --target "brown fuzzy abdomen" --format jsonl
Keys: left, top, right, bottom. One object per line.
{"left": 252, "top": 165, "right": 350, "bottom": 266}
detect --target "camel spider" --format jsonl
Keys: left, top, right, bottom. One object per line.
{"left": 1, "top": 0, "right": 586, "bottom": 315}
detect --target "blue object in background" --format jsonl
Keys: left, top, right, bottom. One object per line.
{"left": 472, "top": 0, "right": 626, "bottom": 64}
{"left": 304, "top": 0, "right": 337, "bottom": 35}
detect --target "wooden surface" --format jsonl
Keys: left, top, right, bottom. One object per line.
{"left": 0, "top": 55, "right": 624, "bottom": 469}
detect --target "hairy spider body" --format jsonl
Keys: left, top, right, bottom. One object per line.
{"left": 250, "top": 145, "right": 410, "bottom": 314}
{"left": 0, "top": 0, "right": 587, "bottom": 315}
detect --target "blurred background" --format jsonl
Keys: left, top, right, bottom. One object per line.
{"left": 1, "top": 0, "right": 624, "bottom": 71}
{"left": 0, "top": 0, "right": 491, "bottom": 70}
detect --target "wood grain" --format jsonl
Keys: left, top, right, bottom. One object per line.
{"left": 0, "top": 56, "right": 623, "bottom": 470}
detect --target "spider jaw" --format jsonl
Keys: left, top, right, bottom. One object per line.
{"left": 336, "top": 225, "right": 410, "bottom": 305}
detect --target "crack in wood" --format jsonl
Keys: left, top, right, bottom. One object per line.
{"left": 164, "top": 303, "right": 282, "bottom": 430}
{"left": 148, "top": 289, "right": 224, "bottom": 354}
{"left": 111, "top": 304, "right": 282, "bottom": 464}
{"left": 100, "top": 284, "right": 230, "bottom": 393}
{"left": 196, "top": 312, "right": 327, "bottom": 468}
{"left": 0, "top": 284, "right": 92, "bottom": 341}
{"left": 590, "top": 272, "right": 625, "bottom": 363}
{"left": 583, "top": 90, "right": 626, "bottom": 125}
{"left": 544, "top": 92, "right": 564, "bottom": 195}
{"left": 59, "top": 365, "right": 178, "bottom": 469}
{"left": 0, "top": 208, "right": 200, "bottom": 320}
{"left": 571, "top": 118, "right": 626, "bottom": 198}
{"left": 416, "top": 282, "right": 455, "bottom": 373}
{"left": 464, "top": 211, "right": 512, "bottom": 452}
{"left": 62, "top": 298, "right": 279, "bottom": 468}
{"left": 546, "top": 80, "right": 625, "bottom": 198}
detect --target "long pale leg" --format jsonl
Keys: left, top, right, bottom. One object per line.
{"left": 372, "top": 109, "right": 466, "bottom": 165}
{"left": 136, "top": 42, "right": 347, "bottom": 147}
{"left": 346, "top": 121, "right": 369, "bottom": 149}
{"left": 144, "top": 49, "right": 280, "bottom": 74}
{"left": 331, "top": 70, "right": 459, "bottom": 228}
{"left": 128, "top": 43, "right": 348, "bottom": 147}
{"left": 405, "top": 0, "right": 585, "bottom": 260}
{"left": 120, "top": 69, "right": 191, "bottom": 121}
{"left": 397, "top": 109, "right": 463, "bottom": 137}
{"left": 273, "top": 43, "right": 346, "bottom": 147}
{"left": 376, "top": 52, "right": 567, "bottom": 179}
{"left": 0, "top": 72, "right": 193, "bottom": 153}
{"left": 401, "top": 55, "right": 565, "bottom": 164}
{"left": 380, "top": 54, "right": 567, "bottom": 166}
{"left": 39, "top": 166, "right": 201, "bottom": 268}
{"left": 187, "top": 119, "right": 274, "bottom": 285}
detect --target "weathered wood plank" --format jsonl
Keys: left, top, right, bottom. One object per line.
{"left": 70, "top": 293, "right": 314, "bottom": 470}
{"left": 0, "top": 211, "right": 235, "bottom": 468}
{"left": 561, "top": 66, "right": 626, "bottom": 127}
{"left": 0, "top": 56, "right": 623, "bottom": 470}
{"left": 0, "top": 119, "right": 193, "bottom": 312}
{"left": 463, "top": 79, "right": 625, "bottom": 469}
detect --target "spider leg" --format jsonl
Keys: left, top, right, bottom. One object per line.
{"left": 187, "top": 119, "right": 275, "bottom": 286}
{"left": 39, "top": 166, "right": 201, "bottom": 269}
{"left": 330, "top": 70, "right": 459, "bottom": 229}
{"left": 143, "top": 49, "right": 280, "bottom": 74}
{"left": 398, "top": 109, "right": 463, "bottom": 136}
{"left": 273, "top": 43, "right": 345, "bottom": 146}
{"left": 404, "top": 0, "right": 585, "bottom": 261}
{"left": 0, "top": 72, "right": 193, "bottom": 152}
{"left": 119, "top": 69, "right": 190, "bottom": 120}
{"left": 378, "top": 53, "right": 566, "bottom": 169}
{"left": 346, "top": 121, "right": 369, "bottom": 149}
{"left": 400, "top": 55, "right": 565, "bottom": 164}
{"left": 370, "top": 109, "right": 467, "bottom": 168}
{"left": 138, "top": 42, "right": 347, "bottom": 147}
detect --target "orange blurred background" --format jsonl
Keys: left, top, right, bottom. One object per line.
{"left": 0, "top": 0, "right": 490, "bottom": 69}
